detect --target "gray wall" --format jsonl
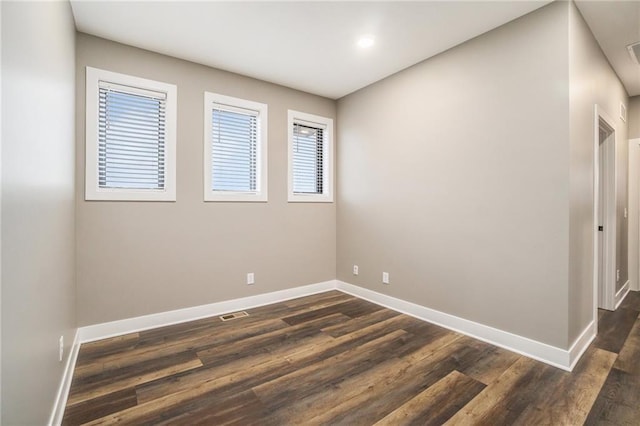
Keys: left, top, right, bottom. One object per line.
{"left": 568, "top": 2, "right": 630, "bottom": 341}
{"left": 630, "top": 96, "right": 640, "bottom": 139}
{"left": 337, "top": 2, "right": 571, "bottom": 348}
{"left": 76, "top": 34, "right": 336, "bottom": 326}
{"left": 1, "top": 2, "right": 77, "bottom": 424}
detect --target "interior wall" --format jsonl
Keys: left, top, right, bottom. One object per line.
{"left": 1, "top": 2, "right": 76, "bottom": 424}
{"left": 568, "top": 3, "right": 630, "bottom": 339}
{"left": 337, "top": 2, "right": 571, "bottom": 348}
{"left": 75, "top": 34, "right": 336, "bottom": 326}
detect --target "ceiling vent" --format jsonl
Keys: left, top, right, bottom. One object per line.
{"left": 627, "top": 41, "right": 640, "bottom": 65}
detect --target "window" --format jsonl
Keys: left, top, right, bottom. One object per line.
{"left": 85, "top": 67, "right": 177, "bottom": 201}
{"left": 288, "top": 110, "right": 333, "bottom": 202}
{"left": 204, "top": 92, "right": 268, "bottom": 202}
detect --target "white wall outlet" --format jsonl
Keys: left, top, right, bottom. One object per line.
{"left": 247, "top": 272, "right": 255, "bottom": 285}
{"left": 624, "top": 207, "right": 628, "bottom": 218}
{"left": 58, "top": 336, "right": 64, "bottom": 362}
{"left": 353, "top": 265, "right": 359, "bottom": 275}
{"left": 616, "top": 269, "right": 620, "bottom": 282}
{"left": 382, "top": 272, "right": 390, "bottom": 284}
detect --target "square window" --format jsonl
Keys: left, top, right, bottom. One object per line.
{"left": 85, "top": 67, "right": 177, "bottom": 201}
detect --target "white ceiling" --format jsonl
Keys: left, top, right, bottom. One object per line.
{"left": 575, "top": 1, "right": 640, "bottom": 97}
{"left": 70, "top": 1, "right": 553, "bottom": 99}
{"left": 70, "top": 1, "right": 639, "bottom": 99}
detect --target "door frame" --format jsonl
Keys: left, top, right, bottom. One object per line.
{"left": 593, "top": 104, "right": 617, "bottom": 317}
{"left": 630, "top": 138, "right": 640, "bottom": 293}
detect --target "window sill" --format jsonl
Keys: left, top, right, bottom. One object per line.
{"left": 288, "top": 194, "right": 333, "bottom": 203}
{"left": 85, "top": 188, "right": 176, "bottom": 202}
{"left": 204, "top": 191, "right": 268, "bottom": 202}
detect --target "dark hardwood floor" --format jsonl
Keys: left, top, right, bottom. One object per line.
{"left": 62, "top": 290, "right": 640, "bottom": 425}
{"left": 585, "top": 290, "right": 640, "bottom": 425}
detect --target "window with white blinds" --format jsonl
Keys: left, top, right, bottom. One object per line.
{"left": 204, "top": 93, "right": 268, "bottom": 202}
{"left": 98, "top": 84, "right": 166, "bottom": 190}
{"left": 85, "top": 67, "right": 177, "bottom": 201}
{"left": 211, "top": 107, "right": 257, "bottom": 192}
{"left": 292, "top": 123, "right": 324, "bottom": 195}
{"left": 288, "top": 111, "right": 333, "bottom": 203}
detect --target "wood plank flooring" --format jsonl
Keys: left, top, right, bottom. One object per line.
{"left": 585, "top": 291, "right": 640, "bottom": 425}
{"left": 63, "top": 290, "right": 640, "bottom": 425}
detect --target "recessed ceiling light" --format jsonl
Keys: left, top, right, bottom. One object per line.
{"left": 357, "top": 35, "right": 375, "bottom": 49}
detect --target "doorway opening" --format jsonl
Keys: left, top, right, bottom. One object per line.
{"left": 630, "top": 138, "right": 640, "bottom": 294}
{"left": 593, "top": 105, "right": 617, "bottom": 316}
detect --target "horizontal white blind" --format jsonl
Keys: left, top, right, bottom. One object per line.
{"left": 98, "top": 83, "right": 166, "bottom": 190}
{"left": 211, "top": 106, "right": 258, "bottom": 192}
{"left": 293, "top": 123, "right": 324, "bottom": 194}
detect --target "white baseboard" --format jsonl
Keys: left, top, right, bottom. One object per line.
{"left": 614, "top": 280, "right": 631, "bottom": 310}
{"left": 52, "top": 278, "right": 600, "bottom": 425}
{"left": 69, "top": 277, "right": 595, "bottom": 409}
{"left": 567, "top": 319, "right": 596, "bottom": 371}
{"left": 48, "top": 329, "right": 81, "bottom": 426}
{"left": 336, "top": 281, "right": 592, "bottom": 371}
{"left": 78, "top": 280, "right": 336, "bottom": 343}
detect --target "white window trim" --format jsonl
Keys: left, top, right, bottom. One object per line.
{"left": 85, "top": 67, "right": 177, "bottom": 201}
{"left": 203, "top": 92, "right": 268, "bottom": 202}
{"left": 288, "top": 110, "right": 334, "bottom": 203}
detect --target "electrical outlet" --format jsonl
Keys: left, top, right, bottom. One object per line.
{"left": 617, "top": 269, "right": 620, "bottom": 282}
{"left": 353, "top": 265, "right": 359, "bottom": 275}
{"left": 625, "top": 208, "right": 628, "bottom": 219}
{"left": 58, "top": 336, "right": 64, "bottom": 362}
{"left": 247, "top": 273, "right": 255, "bottom": 285}
{"left": 382, "top": 272, "right": 390, "bottom": 284}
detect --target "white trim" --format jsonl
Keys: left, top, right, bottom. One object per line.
{"left": 633, "top": 139, "right": 640, "bottom": 292}
{"left": 567, "top": 319, "right": 596, "bottom": 371}
{"left": 614, "top": 280, "right": 631, "bottom": 310}
{"left": 71, "top": 278, "right": 596, "bottom": 395}
{"left": 84, "top": 67, "right": 177, "bottom": 202}
{"left": 0, "top": 2, "right": 3, "bottom": 419}
{"left": 203, "top": 92, "right": 268, "bottom": 202}
{"left": 336, "top": 281, "right": 589, "bottom": 371}
{"left": 595, "top": 105, "right": 617, "bottom": 312}
{"left": 48, "top": 330, "right": 81, "bottom": 426}
{"left": 287, "top": 110, "right": 334, "bottom": 203}
{"left": 593, "top": 107, "right": 600, "bottom": 337}
{"left": 79, "top": 280, "right": 335, "bottom": 342}
{"left": 49, "top": 279, "right": 600, "bottom": 424}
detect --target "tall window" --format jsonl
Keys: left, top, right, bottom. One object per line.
{"left": 85, "top": 67, "right": 177, "bottom": 201}
{"left": 292, "top": 123, "right": 324, "bottom": 194}
{"left": 288, "top": 110, "right": 333, "bottom": 202}
{"left": 204, "top": 93, "right": 268, "bottom": 202}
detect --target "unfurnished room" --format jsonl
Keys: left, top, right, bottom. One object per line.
{"left": 2, "top": 0, "right": 640, "bottom": 424}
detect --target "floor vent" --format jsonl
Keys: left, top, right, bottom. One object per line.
{"left": 219, "top": 311, "right": 249, "bottom": 321}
